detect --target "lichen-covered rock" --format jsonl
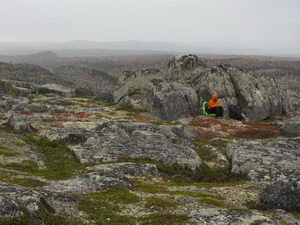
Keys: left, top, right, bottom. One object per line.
{"left": 12, "top": 103, "right": 47, "bottom": 113}
{"left": 202, "top": 145, "right": 229, "bottom": 169}
{"left": 113, "top": 70, "right": 158, "bottom": 105}
{"left": 143, "top": 79, "right": 199, "bottom": 121}
{"left": 42, "top": 172, "right": 131, "bottom": 194}
{"left": 287, "top": 89, "right": 300, "bottom": 110}
{"left": 71, "top": 121, "right": 201, "bottom": 170}
{"left": 227, "top": 138, "right": 300, "bottom": 181}
{"left": 36, "top": 84, "right": 75, "bottom": 97}
{"left": 166, "top": 54, "right": 294, "bottom": 121}
{"left": 7, "top": 111, "right": 34, "bottom": 132}
{"left": 188, "top": 208, "right": 296, "bottom": 225}
{"left": 0, "top": 182, "right": 54, "bottom": 219}
{"left": 88, "top": 162, "right": 159, "bottom": 178}
{"left": 280, "top": 117, "right": 300, "bottom": 137}
{"left": 6, "top": 111, "right": 53, "bottom": 132}
{"left": 260, "top": 177, "right": 300, "bottom": 211}
{"left": 44, "top": 127, "right": 92, "bottom": 144}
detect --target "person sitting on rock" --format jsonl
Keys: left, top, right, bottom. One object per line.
{"left": 207, "top": 93, "right": 224, "bottom": 117}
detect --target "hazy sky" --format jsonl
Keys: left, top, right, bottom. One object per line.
{"left": 0, "top": 0, "right": 299, "bottom": 54}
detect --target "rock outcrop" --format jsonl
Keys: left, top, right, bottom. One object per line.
{"left": 227, "top": 138, "right": 300, "bottom": 181}
{"left": 143, "top": 79, "right": 199, "bottom": 121}
{"left": 167, "top": 55, "right": 293, "bottom": 121}
{"left": 114, "top": 54, "right": 295, "bottom": 121}
{"left": 70, "top": 121, "right": 201, "bottom": 170}
{"left": 260, "top": 177, "right": 300, "bottom": 211}
{"left": 0, "top": 182, "right": 53, "bottom": 219}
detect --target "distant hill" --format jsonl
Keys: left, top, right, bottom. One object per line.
{"left": 0, "top": 51, "right": 61, "bottom": 70}
{"left": 0, "top": 62, "right": 68, "bottom": 85}
{"left": 54, "top": 65, "right": 118, "bottom": 91}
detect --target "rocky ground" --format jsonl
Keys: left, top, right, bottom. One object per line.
{"left": 0, "top": 90, "right": 299, "bottom": 225}
{"left": 0, "top": 54, "right": 299, "bottom": 225}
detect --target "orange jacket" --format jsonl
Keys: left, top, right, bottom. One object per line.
{"left": 208, "top": 94, "right": 222, "bottom": 110}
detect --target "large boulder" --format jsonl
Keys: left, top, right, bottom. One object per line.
{"left": 260, "top": 177, "right": 300, "bottom": 211}
{"left": 166, "top": 54, "right": 294, "bottom": 121}
{"left": 113, "top": 70, "right": 161, "bottom": 105}
{"left": 280, "top": 117, "right": 300, "bottom": 137}
{"left": 227, "top": 137, "right": 300, "bottom": 181}
{"left": 142, "top": 79, "right": 199, "bottom": 121}
{"left": 0, "top": 182, "right": 54, "bottom": 219}
{"left": 70, "top": 121, "right": 201, "bottom": 170}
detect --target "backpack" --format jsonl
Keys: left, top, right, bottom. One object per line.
{"left": 228, "top": 105, "right": 244, "bottom": 121}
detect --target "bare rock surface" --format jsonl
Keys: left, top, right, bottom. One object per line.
{"left": 227, "top": 137, "right": 300, "bottom": 181}
{"left": 87, "top": 162, "right": 159, "bottom": 178}
{"left": 42, "top": 172, "right": 131, "bottom": 194}
{"left": 0, "top": 182, "right": 53, "bottom": 219}
{"left": 44, "top": 126, "right": 92, "bottom": 144}
{"left": 260, "top": 176, "right": 300, "bottom": 211}
{"left": 71, "top": 121, "right": 201, "bottom": 170}
{"left": 188, "top": 208, "right": 299, "bottom": 225}
{"left": 142, "top": 79, "right": 199, "bottom": 121}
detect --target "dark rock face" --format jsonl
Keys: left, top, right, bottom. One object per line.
{"left": 260, "top": 177, "right": 300, "bottom": 211}
{"left": 280, "top": 117, "right": 300, "bottom": 137}
{"left": 71, "top": 121, "right": 201, "bottom": 170}
{"left": 45, "top": 127, "right": 92, "bottom": 144}
{"left": 0, "top": 182, "right": 53, "bottom": 219}
{"left": 227, "top": 138, "right": 300, "bottom": 181}
{"left": 143, "top": 79, "right": 199, "bottom": 121}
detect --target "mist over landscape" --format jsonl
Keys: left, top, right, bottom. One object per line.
{"left": 0, "top": 0, "right": 300, "bottom": 225}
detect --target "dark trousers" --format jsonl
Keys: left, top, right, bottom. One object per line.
{"left": 208, "top": 106, "right": 224, "bottom": 117}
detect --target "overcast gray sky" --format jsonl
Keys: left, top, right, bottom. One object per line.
{"left": 0, "top": 0, "right": 299, "bottom": 55}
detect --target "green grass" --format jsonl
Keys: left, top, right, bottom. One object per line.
{"left": 14, "top": 140, "right": 26, "bottom": 147}
{"left": 76, "top": 188, "right": 139, "bottom": 225}
{"left": 189, "top": 120, "right": 211, "bottom": 128}
{"left": 140, "top": 213, "right": 188, "bottom": 225}
{"left": 9, "top": 178, "right": 47, "bottom": 188}
{"left": 151, "top": 120, "right": 181, "bottom": 126}
{"left": 144, "top": 197, "right": 180, "bottom": 211}
{"left": 13, "top": 135, "right": 86, "bottom": 180}
{"left": 292, "top": 212, "right": 300, "bottom": 219}
{"left": 193, "top": 180, "right": 248, "bottom": 188}
{"left": 116, "top": 105, "right": 148, "bottom": 114}
{"left": 0, "top": 145, "right": 20, "bottom": 157}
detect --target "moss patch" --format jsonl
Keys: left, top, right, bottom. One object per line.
{"left": 144, "top": 197, "right": 180, "bottom": 211}
{"left": 16, "top": 135, "right": 85, "bottom": 180}
{"left": 9, "top": 178, "right": 47, "bottom": 188}
{"left": 76, "top": 188, "right": 139, "bottom": 225}
{"left": 140, "top": 213, "right": 188, "bottom": 225}
{"left": 0, "top": 145, "right": 20, "bottom": 157}
{"left": 0, "top": 205, "right": 82, "bottom": 225}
